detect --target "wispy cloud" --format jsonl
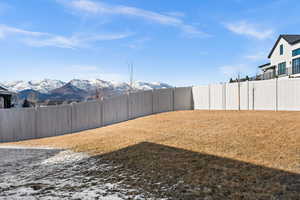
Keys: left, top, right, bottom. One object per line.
{"left": 244, "top": 51, "right": 267, "bottom": 61}
{"left": 23, "top": 33, "right": 131, "bottom": 49}
{"left": 0, "top": 24, "right": 131, "bottom": 48}
{"left": 164, "top": 11, "right": 185, "bottom": 18}
{"left": 0, "top": 24, "right": 46, "bottom": 39}
{"left": 224, "top": 21, "right": 274, "bottom": 40}
{"left": 126, "top": 37, "right": 151, "bottom": 49}
{"left": 58, "top": 0, "right": 208, "bottom": 37}
{"left": 63, "top": 65, "right": 126, "bottom": 81}
{"left": 219, "top": 64, "right": 254, "bottom": 78}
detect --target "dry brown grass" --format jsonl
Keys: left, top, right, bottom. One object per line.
{"left": 5, "top": 110, "right": 300, "bottom": 173}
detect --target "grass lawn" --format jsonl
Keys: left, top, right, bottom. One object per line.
{"left": 4, "top": 110, "right": 300, "bottom": 199}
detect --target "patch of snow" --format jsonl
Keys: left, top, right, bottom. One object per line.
{"left": 41, "top": 150, "right": 89, "bottom": 165}
{"left": 2, "top": 79, "right": 65, "bottom": 93}
{"left": 1, "top": 79, "right": 173, "bottom": 94}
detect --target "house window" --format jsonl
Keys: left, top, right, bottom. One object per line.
{"left": 292, "top": 57, "right": 300, "bottom": 74}
{"left": 280, "top": 44, "right": 284, "bottom": 55}
{"left": 292, "top": 48, "right": 300, "bottom": 57}
{"left": 278, "top": 62, "right": 286, "bottom": 75}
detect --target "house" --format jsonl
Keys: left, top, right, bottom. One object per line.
{"left": 0, "top": 86, "right": 14, "bottom": 108}
{"left": 259, "top": 34, "right": 300, "bottom": 80}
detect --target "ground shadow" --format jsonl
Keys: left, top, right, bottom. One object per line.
{"left": 92, "top": 142, "right": 300, "bottom": 200}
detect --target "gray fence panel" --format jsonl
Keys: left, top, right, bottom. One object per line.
{"left": 153, "top": 88, "right": 174, "bottom": 113}
{"left": 192, "top": 85, "right": 209, "bottom": 110}
{"left": 240, "top": 81, "right": 249, "bottom": 110}
{"left": 225, "top": 83, "right": 239, "bottom": 110}
{"left": 253, "top": 79, "right": 276, "bottom": 110}
{"left": 72, "top": 101, "right": 102, "bottom": 132}
{"left": 278, "top": 79, "right": 300, "bottom": 111}
{"left": 249, "top": 82, "right": 254, "bottom": 110}
{"left": 36, "top": 105, "right": 72, "bottom": 138}
{"left": 128, "top": 90, "right": 153, "bottom": 119}
{"left": 0, "top": 108, "right": 36, "bottom": 142}
{"left": 0, "top": 109, "right": 16, "bottom": 142}
{"left": 210, "top": 84, "right": 224, "bottom": 110}
{"left": 103, "top": 94, "right": 128, "bottom": 126}
{"left": 174, "top": 87, "right": 193, "bottom": 111}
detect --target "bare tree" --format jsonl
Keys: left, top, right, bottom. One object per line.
{"left": 28, "top": 91, "right": 38, "bottom": 106}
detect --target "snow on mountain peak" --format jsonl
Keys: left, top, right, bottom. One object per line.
{"left": 1, "top": 79, "right": 65, "bottom": 93}
{"left": 0, "top": 79, "right": 172, "bottom": 93}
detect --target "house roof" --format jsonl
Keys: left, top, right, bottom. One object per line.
{"left": 258, "top": 63, "right": 271, "bottom": 68}
{"left": 268, "top": 34, "right": 300, "bottom": 58}
{"left": 0, "top": 85, "right": 15, "bottom": 95}
{"left": 0, "top": 86, "right": 8, "bottom": 91}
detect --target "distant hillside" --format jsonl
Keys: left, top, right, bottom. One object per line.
{"left": 50, "top": 83, "right": 88, "bottom": 101}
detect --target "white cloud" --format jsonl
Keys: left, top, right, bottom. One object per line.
{"left": 0, "top": 24, "right": 46, "bottom": 38}
{"left": 63, "top": 65, "right": 126, "bottom": 81}
{"left": 127, "top": 37, "right": 151, "bottom": 49}
{"left": 0, "top": 24, "right": 131, "bottom": 48}
{"left": 165, "top": 11, "right": 185, "bottom": 18}
{"left": 59, "top": 0, "right": 208, "bottom": 37}
{"left": 244, "top": 51, "right": 267, "bottom": 61}
{"left": 219, "top": 64, "right": 254, "bottom": 78}
{"left": 23, "top": 33, "right": 131, "bottom": 49}
{"left": 225, "top": 21, "right": 274, "bottom": 40}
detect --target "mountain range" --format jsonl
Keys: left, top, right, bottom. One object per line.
{"left": 0, "top": 79, "right": 172, "bottom": 102}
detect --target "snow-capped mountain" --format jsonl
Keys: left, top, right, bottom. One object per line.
{"left": 1, "top": 79, "right": 172, "bottom": 94}
{"left": 69, "top": 79, "right": 114, "bottom": 91}
{"left": 133, "top": 81, "right": 172, "bottom": 90}
{"left": 2, "top": 79, "right": 66, "bottom": 93}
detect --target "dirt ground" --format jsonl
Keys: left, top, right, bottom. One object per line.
{"left": 3, "top": 110, "right": 300, "bottom": 199}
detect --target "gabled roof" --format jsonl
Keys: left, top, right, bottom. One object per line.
{"left": 0, "top": 86, "right": 8, "bottom": 91}
{"left": 258, "top": 63, "right": 271, "bottom": 68}
{"left": 0, "top": 85, "right": 15, "bottom": 95}
{"left": 268, "top": 34, "right": 300, "bottom": 58}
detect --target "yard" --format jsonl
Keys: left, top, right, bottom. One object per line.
{"left": 1, "top": 110, "right": 300, "bottom": 199}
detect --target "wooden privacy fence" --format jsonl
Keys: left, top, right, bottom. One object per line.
{"left": 0, "top": 87, "right": 193, "bottom": 142}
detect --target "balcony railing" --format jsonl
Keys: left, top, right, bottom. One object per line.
{"left": 262, "top": 71, "right": 276, "bottom": 80}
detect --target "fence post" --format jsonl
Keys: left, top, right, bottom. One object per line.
{"left": 172, "top": 87, "right": 175, "bottom": 111}
{"left": 34, "top": 106, "right": 38, "bottom": 138}
{"left": 100, "top": 99, "right": 104, "bottom": 126}
{"left": 152, "top": 89, "right": 154, "bottom": 114}
{"left": 191, "top": 86, "right": 194, "bottom": 110}
{"left": 252, "top": 84, "right": 255, "bottom": 110}
{"left": 223, "top": 83, "right": 226, "bottom": 110}
{"left": 238, "top": 80, "right": 241, "bottom": 111}
{"left": 127, "top": 92, "right": 130, "bottom": 120}
{"left": 69, "top": 103, "right": 73, "bottom": 133}
{"left": 208, "top": 84, "right": 211, "bottom": 110}
{"left": 275, "top": 78, "right": 278, "bottom": 111}
{"left": 247, "top": 81, "right": 249, "bottom": 110}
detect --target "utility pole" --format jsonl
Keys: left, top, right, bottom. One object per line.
{"left": 128, "top": 62, "right": 134, "bottom": 93}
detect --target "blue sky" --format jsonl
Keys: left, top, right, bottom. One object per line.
{"left": 0, "top": 0, "right": 299, "bottom": 86}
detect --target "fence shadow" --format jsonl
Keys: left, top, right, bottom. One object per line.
{"left": 95, "top": 142, "right": 300, "bottom": 199}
